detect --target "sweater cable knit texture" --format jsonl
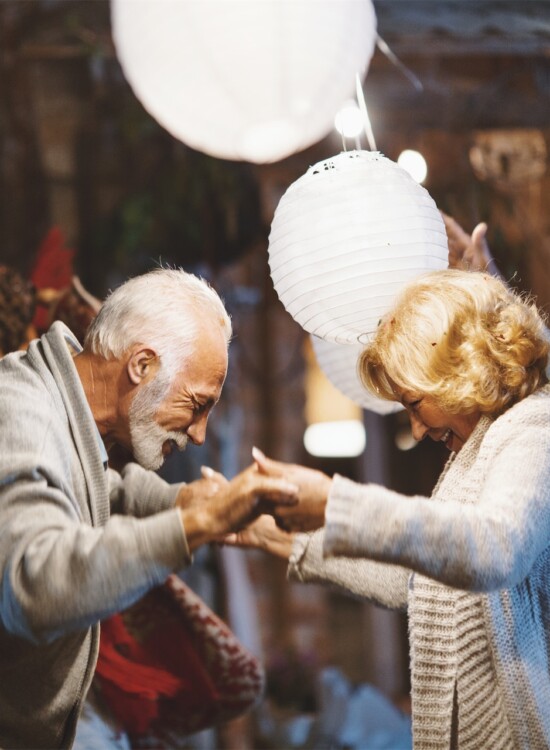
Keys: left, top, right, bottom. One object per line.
{"left": 290, "top": 385, "right": 550, "bottom": 749}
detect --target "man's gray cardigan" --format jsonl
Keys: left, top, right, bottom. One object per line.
{"left": 0, "top": 322, "right": 191, "bottom": 748}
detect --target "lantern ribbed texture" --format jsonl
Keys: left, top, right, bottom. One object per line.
{"left": 111, "top": 0, "right": 377, "bottom": 164}
{"left": 268, "top": 150, "right": 449, "bottom": 343}
{"left": 311, "top": 335, "right": 402, "bottom": 415}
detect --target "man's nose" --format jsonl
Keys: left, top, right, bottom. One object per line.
{"left": 187, "top": 416, "right": 208, "bottom": 445}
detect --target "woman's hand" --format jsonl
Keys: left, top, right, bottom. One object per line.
{"left": 252, "top": 447, "right": 331, "bottom": 532}
{"left": 223, "top": 515, "right": 295, "bottom": 560}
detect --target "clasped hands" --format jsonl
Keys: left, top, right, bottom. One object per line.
{"left": 176, "top": 447, "right": 331, "bottom": 556}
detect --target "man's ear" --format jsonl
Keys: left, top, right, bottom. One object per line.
{"left": 127, "top": 346, "right": 160, "bottom": 385}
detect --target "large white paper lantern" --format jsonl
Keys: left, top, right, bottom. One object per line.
{"left": 111, "top": 0, "right": 377, "bottom": 164}
{"left": 311, "top": 335, "right": 402, "bottom": 415}
{"left": 268, "top": 150, "right": 449, "bottom": 343}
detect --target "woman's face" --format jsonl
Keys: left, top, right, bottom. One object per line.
{"left": 394, "top": 387, "right": 481, "bottom": 453}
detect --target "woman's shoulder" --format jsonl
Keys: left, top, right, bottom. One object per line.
{"left": 513, "top": 383, "right": 550, "bottom": 412}
{"left": 494, "top": 383, "right": 550, "bottom": 430}
{"left": 475, "top": 385, "right": 550, "bottom": 465}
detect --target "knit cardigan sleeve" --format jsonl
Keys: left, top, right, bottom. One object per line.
{"left": 288, "top": 529, "right": 409, "bottom": 610}
{"left": 323, "top": 389, "right": 550, "bottom": 593}
{"left": 107, "top": 464, "right": 182, "bottom": 517}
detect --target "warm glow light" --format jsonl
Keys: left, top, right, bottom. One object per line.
{"left": 111, "top": 0, "right": 377, "bottom": 163}
{"left": 334, "top": 101, "right": 364, "bottom": 139}
{"left": 304, "top": 420, "right": 366, "bottom": 458}
{"left": 397, "top": 149, "right": 428, "bottom": 184}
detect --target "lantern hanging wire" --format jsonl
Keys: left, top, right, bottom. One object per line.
{"left": 376, "top": 35, "right": 424, "bottom": 93}
{"left": 338, "top": 74, "right": 377, "bottom": 152}
{"left": 355, "top": 73, "right": 377, "bottom": 151}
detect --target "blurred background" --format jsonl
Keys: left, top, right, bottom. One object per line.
{"left": 1, "top": 1, "right": 550, "bottom": 747}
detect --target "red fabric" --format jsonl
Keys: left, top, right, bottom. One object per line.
{"left": 95, "top": 575, "right": 264, "bottom": 742}
{"left": 30, "top": 227, "right": 75, "bottom": 331}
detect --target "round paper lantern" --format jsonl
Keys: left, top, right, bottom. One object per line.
{"left": 111, "top": 0, "right": 377, "bottom": 164}
{"left": 311, "top": 335, "right": 402, "bottom": 415}
{"left": 268, "top": 150, "right": 449, "bottom": 344}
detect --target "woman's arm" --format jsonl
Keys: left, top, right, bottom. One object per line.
{"left": 290, "top": 528, "right": 409, "bottom": 610}
{"left": 224, "top": 516, "right": 409, "bottom": 610}
{"left": 323, "top": 395, "right": 550, "bottom": 592}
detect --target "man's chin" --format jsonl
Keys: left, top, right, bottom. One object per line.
{"left": 131, "top": 445, "right": 166, "bottom": 472}
{"left": 129, "top": 430, "right": 187, "bottom": 471}
{"left": 139, "top": 454, "right": 165, "bottom": 472}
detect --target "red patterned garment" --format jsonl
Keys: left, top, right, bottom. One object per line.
{"left": 95, "top": 574, "right": 264, "bottom": 744}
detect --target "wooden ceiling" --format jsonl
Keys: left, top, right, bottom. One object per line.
{"left": 9, "top": 1, "right": 550, "bottom": 134}
{"left": 367, "top": 1, "right": 550, "bottom": 131}
{"left": 375, "top": 1, "right": 550, "bottom": 56}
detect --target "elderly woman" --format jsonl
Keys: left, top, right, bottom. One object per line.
{"left": 228, "top": 269, "right": 550, "bottom": 749}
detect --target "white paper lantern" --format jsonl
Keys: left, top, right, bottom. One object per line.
{"left": 268, "top": 150, "right": 449, "bottom": 343}
{"left": 111, "top": 0, "right": 377, "bottom": 164}
{"left": 311, "top": 335, "right": 402, "bottom": 415}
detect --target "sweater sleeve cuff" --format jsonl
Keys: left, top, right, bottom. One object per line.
{"left": 288, "top": 530, "right": 327, "bottom": 582}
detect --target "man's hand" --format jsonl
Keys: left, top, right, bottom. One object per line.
{"left": 223, "top": 515, "right": 295, "bottom": 560}
{"left": 175, "top": 466, "right": 228, "bottom": 510}
{"left": 252, "top": 447, "right": 331, "bottom": 532}
{"left": 180, "top": 464, "right": 298, "bottom": 551}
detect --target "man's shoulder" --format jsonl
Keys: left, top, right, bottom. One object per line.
{"left": 0, "top": 348, "right": 66, "bottom": 457}
{"left": 0, "top": 348, "right": 53, "bottom": 408}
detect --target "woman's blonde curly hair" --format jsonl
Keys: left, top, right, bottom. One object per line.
{"left": 359, "top": 269, "right": 549, "bottom": 416}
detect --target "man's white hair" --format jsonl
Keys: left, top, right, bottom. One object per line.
{"left": 84, "top": 268, "right": 231, "bottom": 372}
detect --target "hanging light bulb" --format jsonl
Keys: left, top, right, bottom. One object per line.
{"left": 397, "top": 149, "right": 428, "bottom": 184}
{"left": 334, "top": 101, "right": 364, "bottom": 139}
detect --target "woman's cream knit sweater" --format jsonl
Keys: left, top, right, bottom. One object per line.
{"left": 289, "top": 385, "right": 550, "bottom": 749}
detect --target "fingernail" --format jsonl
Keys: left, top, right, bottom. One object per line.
{"left": 201, "top": 466, "right": 214, "bottom": 478}
{"left": 252, "top": 446, "right": 265, "bottom": 461}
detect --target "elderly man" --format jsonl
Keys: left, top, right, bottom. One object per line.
{"left": 0, "top": 267, "right": 296, "bottom": 749}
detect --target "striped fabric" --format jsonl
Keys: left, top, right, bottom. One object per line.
{"left": 409, "top": 577, "right": 513, "bottom": 749}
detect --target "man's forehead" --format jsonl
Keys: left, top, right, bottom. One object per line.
{"left": 174, "top": 349, "right": 227, "bottom": 391}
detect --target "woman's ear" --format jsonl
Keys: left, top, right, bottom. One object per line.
{"left": 127, "top": 346, "right": 160, "bottom": 385}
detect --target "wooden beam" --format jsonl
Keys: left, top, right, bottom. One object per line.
{"left": 374, "top": 1, "right": 550, "bottom": 56}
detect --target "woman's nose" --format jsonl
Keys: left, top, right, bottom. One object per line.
{"left": 409, "top": 413, "right": 429, "bottom": 442}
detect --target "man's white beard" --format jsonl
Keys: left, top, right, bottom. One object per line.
{"left": 128, "top": 370, "right": 188, "bottom": 471}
